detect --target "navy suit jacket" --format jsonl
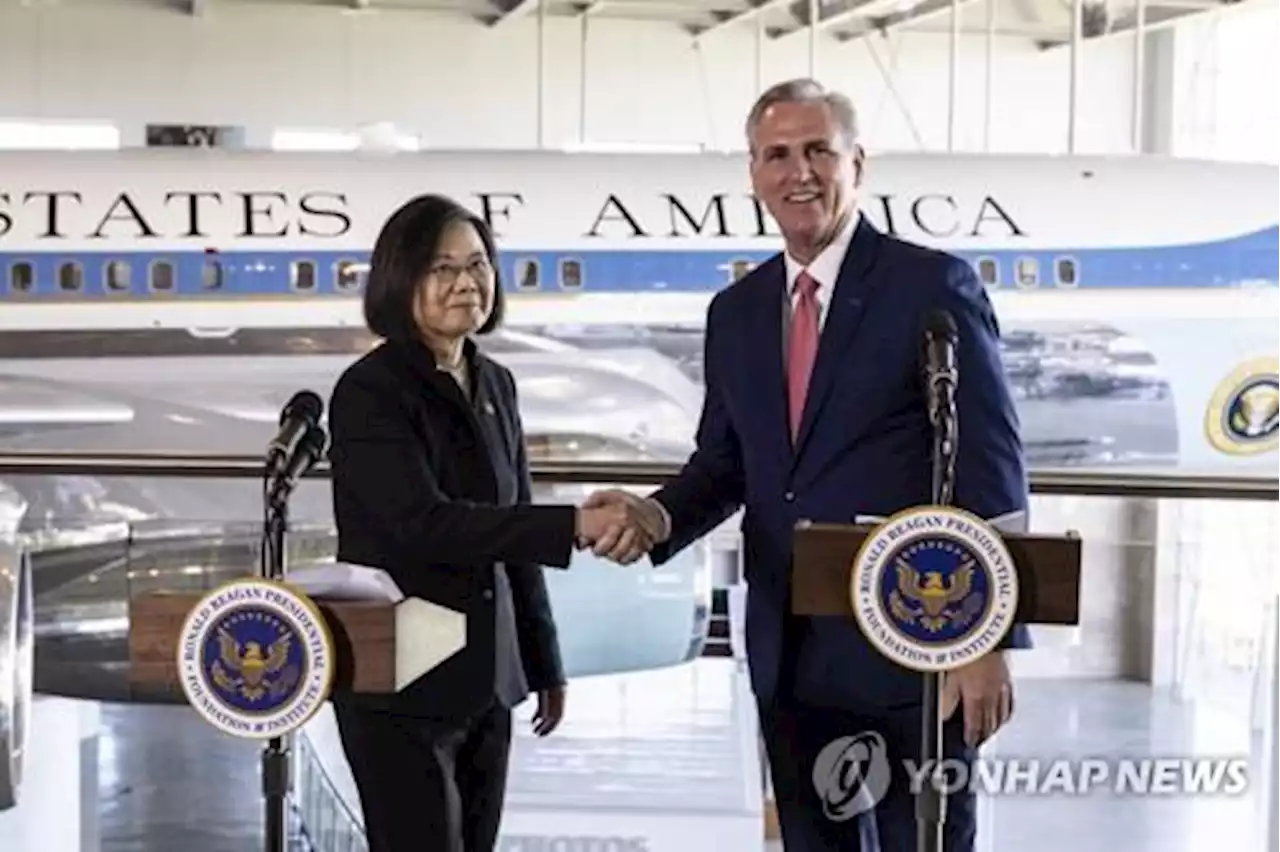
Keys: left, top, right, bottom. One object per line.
{"left": 650, "top": 214, "right": 1031, "bottom": 711}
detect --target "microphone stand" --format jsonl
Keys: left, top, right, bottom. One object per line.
{"left": 920, "top": 373, "right": 958, "bottom": 852}
{"left": 260, "top": 460, "right": 292, "bottom": 852}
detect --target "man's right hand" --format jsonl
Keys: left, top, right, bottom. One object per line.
{"left": 575, "top": 490, "right": 669, "bottom": 565}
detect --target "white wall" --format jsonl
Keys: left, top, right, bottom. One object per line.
{"left": 0, "top": 3, "right": 1142, "bottom": 155}
{"left": 1171, "top": 0, "right": 1280, "bottom": 164}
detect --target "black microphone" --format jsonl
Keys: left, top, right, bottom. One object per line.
{"left": 921, "top": 308, "right": 958, "bottom": 424}
{"left": 268, "top": 423, "right": 328, "bottom": 506}
{"left": 266, "top": 390, "right": 324, "bottom": 477}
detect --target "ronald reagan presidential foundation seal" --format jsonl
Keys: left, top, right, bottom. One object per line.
{"left": 851, "top": 506, "right": 1019, "bottom": 673}
{"left": 176, "top": 577, "right": 335, "bottom": 740}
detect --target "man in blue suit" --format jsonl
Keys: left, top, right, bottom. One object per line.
{"left": 583, "top": 78, "right": 1030, "bottom": 851}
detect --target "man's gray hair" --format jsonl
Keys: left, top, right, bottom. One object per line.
{"left": 744, "top": 78, "right": 860, "bottom": 151}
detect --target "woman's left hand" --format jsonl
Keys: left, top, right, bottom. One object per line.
{"left": 532, "top": 686, "right": 566, "bottom": 737}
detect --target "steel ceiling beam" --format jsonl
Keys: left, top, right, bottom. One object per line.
{"left": 1033, "top": 0, "right": 1228, "bottom": 48}
{"left": 769, "top": 0, "right": 887, "bottom": 39}
{"left": 775, "top": 0, "right": 1222, "bottom": 44}
{"left": 486, "top": 0, "right": 539, "bottom": 27}
{"left": 830, "top": 0, "right": 984, "bottom": 43}
{"left": 689, "top": 0, "right": 796, "bottom": 39}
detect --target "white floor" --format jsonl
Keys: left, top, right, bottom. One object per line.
{"left": 301, "top": 658, "right": 766, "bottom": 850}
{"left": 298, "top": 656, "right": 1271, "bottom": 852}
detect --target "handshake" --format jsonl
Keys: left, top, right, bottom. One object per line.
{"left": 573, "top": 489, "right": 670, "bottom": 565}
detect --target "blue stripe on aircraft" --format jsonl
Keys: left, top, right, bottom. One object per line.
{"left": 1, "top": 225, "right": 1276, "bottom": 298}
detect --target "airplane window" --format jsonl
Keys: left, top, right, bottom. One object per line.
{"left": 9, "top": 262, "right": 34, "bottom": 293}
{"left": 104, "top": 260, "right": 131, "bottom": 292}
{"left": 976, "top": 257, "right": 999, "bottom": 287}
{"left": 150, "top": 260, "right": 175, "bottom": 292}
{"left": 202, "top": 259, "right": 224, "bottom": 290}
{"left": 1055, "top": 257, "right": 1078, "bottom": 288}
{"left": 291, "top": 260, "right": 316, "bottom": 291}
{"left": 58, "top": 261, "right": 83, "bottom": 292}
{"left": 334, "top": 260, "right": 366, "bottom": 292}
{"left": 515, "top": 258, "right": 540, "bottom": 290}
{"left": 559, "top": 258, "right": 583, "bottom": 289}
{"left": 1015, "top": 257, "right": 1039, "bottom": 289}
{"left": 731, "top": 259, "right": 756, "bottom": 282}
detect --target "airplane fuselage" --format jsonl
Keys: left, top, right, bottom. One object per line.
{"left": 0, "top": 148, "right": 1274, "bottom": 334}
{"left": 0, "top": 148, "right": 1275, "bottom": 474}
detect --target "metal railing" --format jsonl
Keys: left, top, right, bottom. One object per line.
{"left": 293, "top": 733, "right": 367, "bottom": 852}
{"left": 0, "top": 450, "right": 1275, "bottom": 500}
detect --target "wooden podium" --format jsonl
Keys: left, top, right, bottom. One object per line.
{"left": 126, "top": 586, "right": 466, "bottom": 702}
{"left": 122, "top": 571, "right": 466, "bottom": 852}
{"left": 791, "top": 521, "right": 1083, "bottom": 626}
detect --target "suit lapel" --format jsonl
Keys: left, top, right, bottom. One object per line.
{"left": 389, "top": 337, "right": 500, "bottom": 497}
{"left": 742, "top": 256, "right": 793, "bottom": 465}
{"left": 391, "top": 337, "right": 470, "bottom": 408}
{"left": 792, "top": 216, "right": 886, "bottom": 463}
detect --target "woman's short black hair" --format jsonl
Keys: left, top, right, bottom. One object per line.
{"left": 362, "top": 193, "right": 506, "bottom": 343}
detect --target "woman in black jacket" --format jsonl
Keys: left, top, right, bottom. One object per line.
{"left": 326, "top": 194, "right": 648, "bottom": 852}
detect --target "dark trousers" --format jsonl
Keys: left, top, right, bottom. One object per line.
{"left": 759, "top": 695, "right": 978, "bottom": 852}
{"left": 332, "top": 699, "right": 513, "bottom": 852}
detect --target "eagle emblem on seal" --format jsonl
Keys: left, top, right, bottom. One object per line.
{"left": 210, "top": 626, "right": 300, "bottom": 703}
{"left": 1229, "top": 380, "right": 1278, "bottom": 441}
{"left": 888, "top": 557, "right": 985, "bottom": 634}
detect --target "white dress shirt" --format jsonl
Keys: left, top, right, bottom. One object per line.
{"left": 781, "top": 207, "right": 860, "bottom": 340}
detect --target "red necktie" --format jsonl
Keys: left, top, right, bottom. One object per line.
{"left": 787, "top": 271, "right": 820, "bottom": 442}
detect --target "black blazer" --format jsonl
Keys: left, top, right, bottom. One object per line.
{"left": 326, "top": 335, "right": 577, "bottom": 721}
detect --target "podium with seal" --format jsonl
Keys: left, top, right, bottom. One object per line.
{"left": 791, "top": 508, "right": 1082, "bottom": 850}
{"left": 125, "top": 389, "right": 468, "bottom": 852}
{"left": 127, "top": 574, "right": 467, "bottom": 849}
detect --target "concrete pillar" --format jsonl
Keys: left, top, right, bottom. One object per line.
{"left": 1139, "top": 29, "right": 1177, "bottom": 154}
{"left": 1008, "top": 493, "right": 1159, "bottom": 682}
{"left": 0, "top": 696, "right": 99, "bottom": 852}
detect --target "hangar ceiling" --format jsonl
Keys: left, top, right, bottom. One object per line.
{"left": 501, "top": 0, "right": 1232, "bottom": 48}
{"left": 171, "top": 0, "right": 1239, "bottom": 50}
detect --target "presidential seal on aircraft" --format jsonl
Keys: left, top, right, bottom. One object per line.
{"left": 851, "top": 506, "right": 1019, "bottom": 673}
{"left": 176, "top": 577, "right": 335, "bottom": 740}
{"left": 1205, "top": 355, "right": 1279, "bottom": 456}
